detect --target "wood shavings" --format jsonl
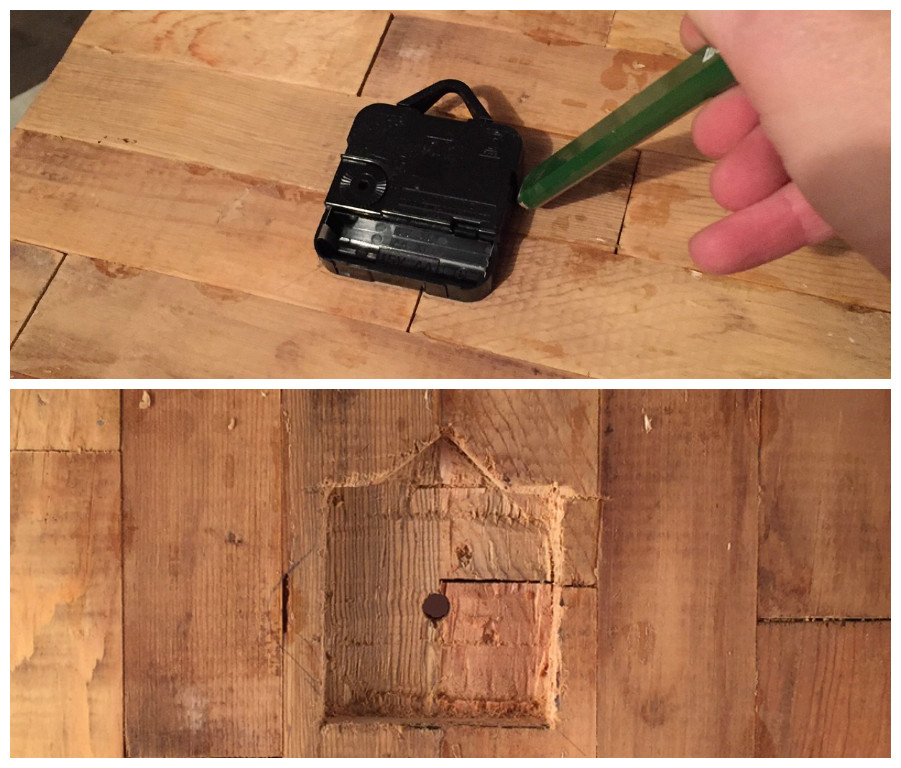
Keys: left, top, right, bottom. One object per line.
{"left": 139, "top": 390, "right": 151, "bottom": 409}
{"left": 228, "top": 417, "right": 237, "bottom": 430}
{"left": 643, "top": 413, "right": 653, "bottom": 433}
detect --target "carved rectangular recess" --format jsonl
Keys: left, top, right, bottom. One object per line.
{"left": 323, "top": 437, "right": 564, "bottom": 727}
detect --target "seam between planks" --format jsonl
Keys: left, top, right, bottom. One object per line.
{"left": 356, "top": 13, "right": 393, "bottom": 97}
{"left": 405, "top": 291, "right": 422, "bottom": 333}
{"left": 10, "top": 250, "right": 67, "bottom": 351}
{"left": 118, "top": 389, "right": 128, "bottom": 757}
{"left": 10, "top": 448, "right": 120, "bottom": 454}
{"left": 603, "top": 11, "right": 617, "bottom": 48}
{"left": 757, "top": 617, "right": 891, "bottom": 623}
{"left": 401, "top": 327, "right": 588, "bottom": 378}
{"left": 612, "top": 151, "right": 640, "bottom": 255}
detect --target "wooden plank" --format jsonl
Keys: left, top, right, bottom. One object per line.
{"left": 402, "top": 10, "right": 614, "bottom": 46}
{"left": 363, "top": 16, "right": 693, "bottom": 156}
{"left": 606, "top": 11, "right": 688, "bottom": 58}
{"left": 320, "top": 723, "right": 440, "bottom": 757}
{"left": 758, "top": 391, "right": 890, "bottom": 618}
{"left": 441, "top": 587, "right": 597, "bottom": 757}
{"left": 283, "top": 391, "right": 439, "bottom": 757}
{"left": 597, "top": 391, "right": 758, "bottom": 757}
{"left": 11, "top": 389, "right": 119, "bottom": 451}
{"left": 440, "top": 390, "right": 599, "bottom": 496}
{"left": 561, "top": 498, "right": 600, "bottom": 587}
{"left": 620, "top": 151, "right": 890, "bottom": 310}
{"left": 17, "top": 45, "right": 636, "bottom": 260}
{"left": 10, "top": 254, "right": 572, "bottom": 379}
{"left": 410, "top": 239, "right": 890, "bottom": 379}
{"left": 19, "top": 45, "right": 372, "bottom": 193}
{"left": 121, "top": 390, "right": 282, "bottom": 756}
{"left": 75, "top": 10, "right": 390, "bottom": 93}
{"left": 10, "top": 451, "right": 122, "bottom": 757}
{"left": 756, "top": 622, "right": 890, "bottom": 757}
{"left": 11, "top": 242, "right": 63, "bottom": 343}
{"left": 11, "top": 130, "right": 415, "bottom": 330}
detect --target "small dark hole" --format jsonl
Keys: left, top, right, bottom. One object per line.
{"left": 422, "top": 592, "right": 450, "bottom": 620}
{"left": 357, "top": 179, "right": 370, "bottom": 190}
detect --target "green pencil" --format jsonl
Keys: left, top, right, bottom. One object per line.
{"left": 518, "top": 46, "right": 737, "bottom": 209}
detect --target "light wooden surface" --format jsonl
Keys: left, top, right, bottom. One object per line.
{"left": 9, "top": 388, "right": 890, "bottom": 757}
{"left": 598, "top": 390, "right": 758, "bottom": 756}
{"left": 756, "top": 622, "right": 890, "bottom": 757}
{"left": 11, "top": 389, "right": 119, "bottom": 450}
{"left": 11, "top": 401, "right": 122, "bottom": 758}
{"left": 9, "top": 10, "right": 889, "bottom": 378}
{"left": 121, "top": 390, "right": 283, "bottom": 757}
{"left": 10, "top": 242, "right": 62, "bottom": 344}
{"left": 758, "top": 390, "right": 890, "bottom": 618}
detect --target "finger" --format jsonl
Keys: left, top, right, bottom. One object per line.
{"left": 679, "top": 15, "right": 707, "bottom": 53}
{"left": 689, "top": 182, "right": 834, "bottom": 274}
{"left": 709, "top": 125, "right": 791, "bottom": 211}
{"left": 691, "top": 85, "right": 759, "bottom": 159}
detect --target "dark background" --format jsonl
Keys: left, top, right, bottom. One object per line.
{"left": 11, "top": 10, "right": 91, "bottom": 96}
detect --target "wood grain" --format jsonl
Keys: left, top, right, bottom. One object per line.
{"left": 402, "top": 10, "right": 614, "bottom": 46}
{"left": 363, "top": 16, "right": 690, "bottom": 152}
{"left": 598, "top": 391, "right": 758, "bottom": 756}
{"left": 606, "top": 10, "right": 688, "bottom": 57}
{"left": 440, "top": 390, "right": 599, "bottom": 496}
{"left": 20, "top": 45, "right": 373, "bottom": 194}
{"left": 11, "top": 451, "right": 122, "bottom": 757}
{"left": 10, "top": 254, "right": 571, "bottom": 379}
{"left": 75, "top": 10, "right": 391, "bottom": 93}
{"left": 620, "top": 151, "right": 890, "bottom": 310}
{"left": 411, "top": 240, "right": 890, "bottom": 379}
{"left": 11, "top": 242, "right": 63, "bottom": 343}
{"left": 560, "top": 498, "right": 600, "bottom": 587}
{"left": 121, "top": 390, "right": 282, "bottom": 756}
{"left": 756, "top": 622, "right": 890, "bottom": 757}
{"left": 758, "top": 390, "right": 890, "bottom": 618}
{"left": 11, "top": 389, "right": 119, "bottom": 451}
{"left": 441, "top": 587, "right": 597, "bottom": 757}
{"left": 327, "top": 482, "right": 557, "bottom": 725}
{"left": 283, "top": 391, "right": 439, "bottom": 757}
{"left": 10, "top": 130, "right": 415, "bottom": 330}
{"left": 320, "top": 722, "right": 441, "bottom": 757}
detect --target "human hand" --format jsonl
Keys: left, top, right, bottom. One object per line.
{"left": 680, "top": 11, "right": 890, "bottom": 278}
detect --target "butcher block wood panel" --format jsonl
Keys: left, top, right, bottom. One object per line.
{"left": 756, "top": 622, "right": 890, "bottom": 757}
{"left": 75, "top": 10, "right": 391, "bottom": 93}
{"left": 11, "top": 8, "right": 888, "bottom": 375}
{"left": 121, "top": 390, "right": 283, "bottom": 756}
{"left": 11, "top": 388, "right": 119, "bottom": 451}
{"left": 758, "top": 390, "right": 890, "bottom": 619}
{"left": 10, "top": 450, "right": 123, "bottom": 757}
{"left": 9, "top": 389, "right": 890, "bottom": 756}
